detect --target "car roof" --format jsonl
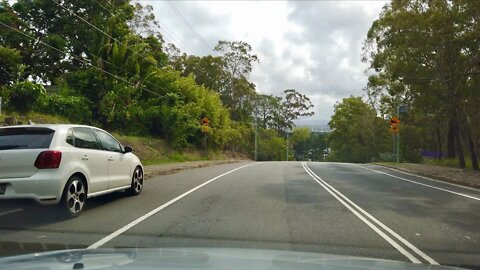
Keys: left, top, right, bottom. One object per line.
{"left": 0, "top": 124, "right": 104, "bottom": 131}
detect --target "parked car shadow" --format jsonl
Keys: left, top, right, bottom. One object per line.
{"left": 0, "top": 191, "right": 137, "bottom": 256}
{"left": 0, "top": 190, "right": 131, "bottom": 232}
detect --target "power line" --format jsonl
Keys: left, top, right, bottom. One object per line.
{"left": 87, "top": 49, "right": 172, "bottom": 95}
{"left": 52, "top": 0, "right": 145, "bottom": 60}
{"left": 50, "top": 0, "right": 173, "bottom": 93}
{"left": 97, "top": 1, "right": 115, "bottom": 16}
{"left": 166, "top": 1, "right": 209, "bottom": 52}
{"left": 79, "top": 0, "right": 192, "bottom": 57}
{"left": 86, "top": 50, "right": 161, "bottom": 90}
{"left": 156, "top": 18, "right": 193, "bottom": 54}
{"left": 160, "top": 30, "right": 191, "bottom": 55}
{"left": 165, "top": 1, "right": 211, "bottom": 54}
{"left": 104, "top": 0, "right": 117, "bottom": 10}
{"left": 0, "top": 21, "right": 162, "bottom": 98}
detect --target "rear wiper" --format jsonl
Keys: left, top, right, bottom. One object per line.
{"left": 0, "top": 145, "right": 28, "bottom": 150}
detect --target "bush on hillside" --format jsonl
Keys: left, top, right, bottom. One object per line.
{"left": 4, "top": 81, "right": 45, "bottom": 113}
{"left": 39, "top": 95, "right": 92, "bottom": 124}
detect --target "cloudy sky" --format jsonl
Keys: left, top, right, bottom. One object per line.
{"left": 142, "top": 1, "right": 388, "bottom": 125}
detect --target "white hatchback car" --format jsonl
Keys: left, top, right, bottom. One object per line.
{"left": 0, "top": 124, "right": 144, "bottom": 217}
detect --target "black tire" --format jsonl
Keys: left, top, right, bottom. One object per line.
{"left": 60, "top": 176, "right": 87, "bottom": 218}
{"left": 127, "top": 167, "right": 143, "bottom": 196}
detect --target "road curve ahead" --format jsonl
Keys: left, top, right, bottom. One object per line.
{"left": 0, "top": 161, "right": 479, "bottom": 269}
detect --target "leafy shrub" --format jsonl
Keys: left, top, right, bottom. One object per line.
{"left": 39, "top": 95, "right": 92, "bottom": 124}
{"left": 5, "top": 81, "right": 45, "bottom": 112}
{"left": 257, "top": 128, "right": 286, "bottom": 161}
{"left": 99, "top": 85, "right": 145, "bottom": 134}
{"left": 0, "top": 46, "right": 23, "bottom": 86}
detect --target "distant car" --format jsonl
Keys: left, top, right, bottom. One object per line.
{"left": 0, "top": 124, "right": 144, "bottom": 217}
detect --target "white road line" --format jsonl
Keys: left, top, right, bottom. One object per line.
{"left": 302, "top": 162, "right": 439, "bottom": 265}
{"left": 349, "top": 164, "right": 480, "bottom": 202}
{"left": 371, "top": 165, "right": 480, "bottom": 192}
{"left": 0, "top": 208, "right": 22, "bottom": 217}
{"left": 87, "top": 163, "right": 256, "bottom": 249}
{"left": 304, "top": 163, "right": 439, "bottom": 265}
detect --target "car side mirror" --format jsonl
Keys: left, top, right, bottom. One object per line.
{"left": 124, "top": 146, "right": 133, "bottom": 153}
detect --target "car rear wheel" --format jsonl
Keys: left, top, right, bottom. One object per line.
{"left": 61, "top": 176, "right": 87, "bottom": 217}
{"left": 127, "top": 167, "right": 143, "bottom": 196}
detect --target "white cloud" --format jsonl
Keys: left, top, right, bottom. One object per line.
{"left": 143, "top": 0, "right": 388, "bottom": 124}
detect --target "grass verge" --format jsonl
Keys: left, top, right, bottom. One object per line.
{"left": 112, "top": 133, "right": 220, "bottom": 165}
{"left": 424, "top": 158, "right": 474, "bottom": 170}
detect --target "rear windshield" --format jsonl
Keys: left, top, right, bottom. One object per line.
{"left": 0, "top": 127, "right": 55, "bottom": 150}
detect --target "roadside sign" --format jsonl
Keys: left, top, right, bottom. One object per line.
{"left": 201, "top": 125, "right": 209, "bottom": 133}
{"left": 390, "top": 126, "right": 399, "bottom": 134}
{"left": 201, "top": 116, "right": 210, "bottom": 126}
{"left": 390, "top": 116, "right": 400, "bottom": 126}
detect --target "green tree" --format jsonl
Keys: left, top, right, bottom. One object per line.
{"left": 5, "top": 81, "right": 45, "bottom": 112}
{"left": 214, "top": 40, "right": 259, "bottom": 122}
{"left": 291, "top": 127, "right": 311, "bottom": 160}
{"left": 0, "top": 45, "right": 23, "bottom": 86}
{"left": 363, "top": 0, "right": 480, "bottom": 169}
{"left": 328, "top": 96, "right": 389, "bottom": 163}
{"left": 256, "top": 94, "right": 281, "bottom": 129}
{"left": 214, "top": 40, "right": 259, "bottom": 80}
{"left": 308, "top": 132, "right": 329, "bottom": 161}
{"left": 257, "top": 128, "right": 286, "bottom": 161}
{"left": 173, "top": 55, "right": 228, "bottom": 94}
{"left": 291, "top": 128, "right": 311, "bottom": 147}
{"left": 279, "top": 89, "right": 314, "bottom": 132}
{"left": 291, "top": 130, "right": 329, "bottom": 161}
{"left": 256, "top": 90, "right": 314, "bottom": 134}
{"left": 39, "top": 94, "right": 92, "bottom": 124}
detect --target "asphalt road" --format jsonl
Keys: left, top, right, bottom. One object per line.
{"left": 0, "top": 162, "right": 479, "bottom": 269}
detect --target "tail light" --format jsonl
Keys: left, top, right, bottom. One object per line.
{"left": 35, "top": 151, "right": 62, "bottom": 169}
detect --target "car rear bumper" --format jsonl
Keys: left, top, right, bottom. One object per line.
{"left": 0, "top": 170, "right": 66, "bottom": 205}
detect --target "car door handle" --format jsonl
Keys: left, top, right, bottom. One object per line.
{"left": 82, "top": 155, "right": 89, "bottom": 161}
{"left": 108, "top": 157, "right": 114, "bottom": 161}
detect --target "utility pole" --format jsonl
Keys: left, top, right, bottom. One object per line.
{"left": 389, "top": 97, "right": 401, "bottom": 163}
{"left": 204, "top": 132, "right": 207, "bottom": 156}
{"left": 253, "top": 101, "right": 258, "bottom": 162}
{"left": 392, "top": 131, "right": 396, "bottom": 162}
{"left": 254, "top": 113, "right": 258, "bottom": 162}
{"left": 286, "top": 132, "right": 289, "bottom": 161}
{"left": 396, "top": 104, "right": 400, "bottom": 163}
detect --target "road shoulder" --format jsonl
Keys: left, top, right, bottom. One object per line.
{"left": 144, "top": 160, "right": 249, "bottom": 179}
{"left": 373, "top": 163, "right": 480, "bottom": 190}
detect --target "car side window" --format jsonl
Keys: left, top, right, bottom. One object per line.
{"left": 94, "top": 130, "right": 122, "bottom": 153}
{"left": 66, "top": 128, "right": 74, "bottom": 146}
{"left": 72, "top": 127, "right": 100, "bottom": 150}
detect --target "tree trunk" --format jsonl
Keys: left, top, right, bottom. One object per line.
{"left": 453, "top": 120, "right": 466, "bottom": 168}
{"left": 468, "top": 137, "right": 479, "bottom": 171}
{"left": 462, "top": 114, "right": 479, "bottom": 171}
{"left": 447, "top": 119, "right": 456, "bottom": 158}
{"left": 436, "top": 126, "right": 442, "bottom": 160}
{"left": 459, "top": 106, "right": 479, "bottom": 170}
{"left": 262, "top": 111, "right": 267, "bottom": 129}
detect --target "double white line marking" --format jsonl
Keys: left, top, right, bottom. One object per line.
{"left": 302, "top": 162, "right": 438, "bottom": 265}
